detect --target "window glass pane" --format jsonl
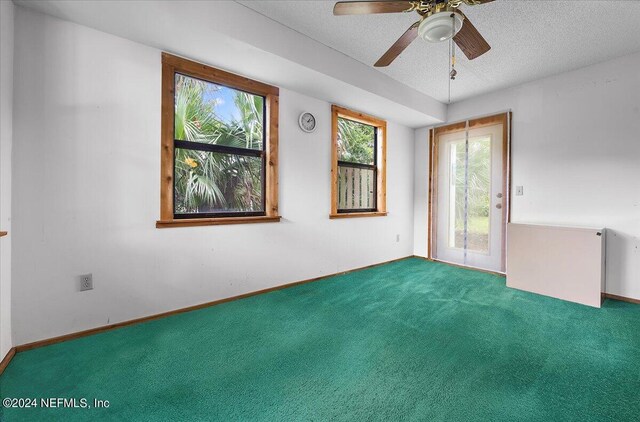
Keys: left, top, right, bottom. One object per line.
{"left": 174, "top": 74, "right": 264, "bottom": 150}
{"left": 174, "top": 148, "right": 263, "bottom": 214}
{"left": 337, "top": 117, "right": 375, "bottom": 165}
{"left": 337, "top": 166, "right": 375, "bottom": 210}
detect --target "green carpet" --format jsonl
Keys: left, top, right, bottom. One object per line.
{"left": 1, "top": 258, "right": 639, "bottom": 421}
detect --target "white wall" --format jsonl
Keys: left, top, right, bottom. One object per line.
{"left": 18, "top": 0, "right": 445, "bottom": 128}
{"left": 416, "top": 51, "right": 640, "bottom": 300}
{"left": 11, "top": 7, "right": 416, "bottom": 345}
{"left": 0, "top": 0, "right": 15, "bottom": 358}
{"left": 413, "top": 128, "right": 430, "bottom": 258}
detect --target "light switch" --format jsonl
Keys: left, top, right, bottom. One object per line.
{"left": 516, "top": 186, "right": 524, "bottom": 196}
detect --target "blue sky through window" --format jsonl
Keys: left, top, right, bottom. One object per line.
{"left": 203, "top": 84, "right": 244, "bottom": 125}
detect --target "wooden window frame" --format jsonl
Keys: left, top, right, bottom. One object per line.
{"left": 156, "top": 53, "right": 280, "bottom": 228}
{"left": 330, "top": 105, "right": 387, "bottom": 219}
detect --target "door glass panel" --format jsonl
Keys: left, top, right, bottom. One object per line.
{"left": 466, "top": 136, "right": 491, "bottom": 253}
{"left": 448, "top": 140, "right": 466, "bottom": 249}
{"left": 447, "top": 137, "right": 491, "bottom": 253}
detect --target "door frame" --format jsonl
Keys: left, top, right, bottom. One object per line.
{"left": 427, "top": 111, "right": 512, "bottom": 273}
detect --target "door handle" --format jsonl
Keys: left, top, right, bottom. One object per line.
{"left": 496, "top": 203, "right": 502, "bottom": 209}
{"left": 496, "top": 193, "right": 503, "bottom": 198}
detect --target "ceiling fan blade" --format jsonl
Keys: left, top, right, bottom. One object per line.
{"left": 453, "top": 12, "right": 491, "bottom": 60}
{"left": 374, "top": 22, "right": 419, "bottom": 67}
{"left": 462, "top": 0, "right": 494, "bottom": 5}
{"left": 334, "top": 1, "right": 416, "bottom": 16}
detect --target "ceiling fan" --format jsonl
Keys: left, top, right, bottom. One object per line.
{"left": 334, "top": 0, "right": 493, "bottom": 67}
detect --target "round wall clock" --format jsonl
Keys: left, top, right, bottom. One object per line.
{"left": 298, "top": 112, "right": 317, "bottom": 133}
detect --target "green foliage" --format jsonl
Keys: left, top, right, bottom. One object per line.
{"left": 337, "top": 118, "right": 375, "bottom": 164}
{"left": 173, "top": 75, "right": 263, "bottom": 214}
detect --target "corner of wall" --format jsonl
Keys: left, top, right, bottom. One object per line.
{"left": 0, "top": 0, "right": 15, "bottom": 358}
{"left": 412, "top": 127, "right": 431, "bottom": 258}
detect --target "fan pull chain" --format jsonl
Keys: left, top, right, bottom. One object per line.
{"left": 450, "top": 46, "right": 456, "bottom": 80}
{"left": 448, "top": 12, "right": 457, "bottom": 104}
{"left": 448, "top": 38, "right": 451, "bottom": 104}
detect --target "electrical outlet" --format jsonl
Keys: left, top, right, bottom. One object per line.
{"left": 516, "top": 186, "right": 524, "bottom": 196}
{"left": 396, "top": 234, "right": 400, "bottom": 242}
{"left": 79, "top": 273, "right": 93, "bottom": 291}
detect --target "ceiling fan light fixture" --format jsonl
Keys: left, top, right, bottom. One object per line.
{"left": 418, "top": 11, "right": 464, "bottom": 43}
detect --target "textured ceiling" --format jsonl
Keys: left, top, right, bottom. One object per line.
{"left": 238, "top": 0, "right": 640, "bottom": 103}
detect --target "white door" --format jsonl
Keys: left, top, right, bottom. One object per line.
{"left": 435, "top": 123, "right": 505, "bottom": 272}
